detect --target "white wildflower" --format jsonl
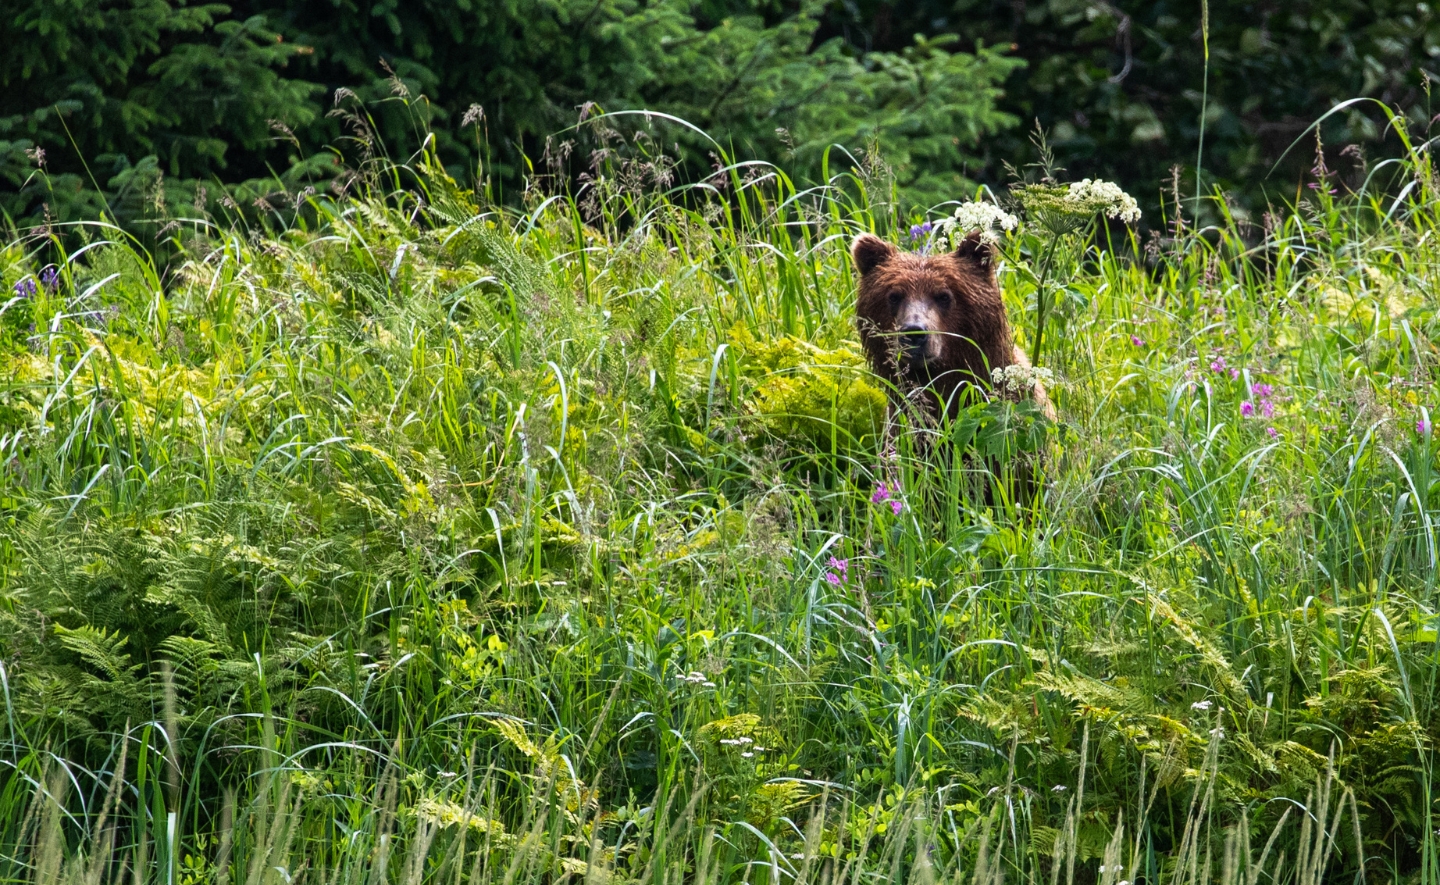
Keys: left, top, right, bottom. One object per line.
{"left": 1065, "top": 179, "right": 1141, "bottom": 224}
{"left": 741, "top": 752, "right": 754, "bottom": 758}
{"left": 941, "top": 200, "right": 1019, "bottom": 244}
{"left": 1191, "top": 700, "right": 1212, "bottom": 711}
{"left": 1051, "top": 785, "right": 1067, "bottom": 793}
{"left": 990, "top": 364, "right": 1055, "bottom": 394}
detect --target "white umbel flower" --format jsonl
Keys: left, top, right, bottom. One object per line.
{"left": 990, "top": 364, "right": 1054, "bottom": 394}
{"left": 938, "top": 200, "right": 1019, "bottom": 245}
{"left": 1065, "top": 179, "right": 1141, "bottom": 223}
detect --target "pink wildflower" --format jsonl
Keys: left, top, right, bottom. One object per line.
{"left": 1209, "top": 357, "right": 1227, "bottom": 374}
{"left": 1419, "top": 418, "right": 1432, "bottom": 435}
{"left": 871, "top": 482, "right": 890, "bottom": 504}
{"left": 1130, "top": 335, "right": 1145, "bottom": 347}
{"left": 824, "top": 572, "right": 843, "bottom": 586}
{"left": 1229, "top": 368, "right": 1240, "bottom": 380}
{"left": 1251, "top": 383, "right": 1273, "bottom": 398}
{"left": 827, "top": 556, "right": 849, "bottom": 579}
{"left": 1266, "top": 427, "right": 1278, "bottom": 439}
{"left": 890, "top": 499, "right": 903, "bottom": 515}
{"left": 1241, "top": 401, "right": 1255, "bottom": 417}
{"left": 1261, "top": 400, "right": 1275, "bottom": 418}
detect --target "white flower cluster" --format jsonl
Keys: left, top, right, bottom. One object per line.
{"left": 718, "top": 735, "right": 767, "bottom": 758}
{"left": 945, "top": 200, "right": 1019, "bottom": 243}
{"left": 681, "top": 670, "right": 716, "bottom": 687}
{"left": 990, "top": 364, "right": 1055, "bottom": 394}
{"left": 1065, "top": 179, "right": 1141, "bottom": 224}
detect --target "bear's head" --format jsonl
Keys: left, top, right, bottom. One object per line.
{"left": 851, "top": 232, "right": 1015, "bottom": 394}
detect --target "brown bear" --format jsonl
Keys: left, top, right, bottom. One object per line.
{"left": 851, "top": 231, "right": 1054, "bottom": 421}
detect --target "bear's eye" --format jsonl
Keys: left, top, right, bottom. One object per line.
{"left": 934, "top": 290, "right": 953, "bottom": 309}
{"left": 887, "top": 291, "right": 903, "bottom": 310}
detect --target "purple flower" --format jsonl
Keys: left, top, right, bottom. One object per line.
{"left": 871, "top": 482, "right": 891, "bottom": 504}
{"left": 1266, "top": 427, "right": 1279, "bottom": 438}
{"left": 1241, "top": 401, "right": 1255, "bottom": 417}
{"left": 824, "top": 572, "right": 843, "bottom": 586}
{"left": 1230, "top": 368, "right": 1240, "bottom": 380}
{"left": 1209, "top": 357, "right": 1227, "bottom": 374}
{"left": 1251, "top": 383, "right": 1273, "bottom": 398}
{"left": 827, "top": 556, "right": 849, "bottom": 578}
{"left": 1419, "top": 418, "right": 1431, "bottom": 435}
{"left": 39, "top": 266, "right": 59, "bottom": 292}
{"left": 13, "top": 278, "right": 36, "bottom": 299}
{"left": 890, "top": 499, "right": 903, "bottom": 516}
{"left": 1261, "top": 400, "right": 1275, "bottom": 419}
{"left": 1130, "top": 335, "right": 1145, "bottom": 347}
{"left": 908, "top": 221, "right": 933, "bottom": 242}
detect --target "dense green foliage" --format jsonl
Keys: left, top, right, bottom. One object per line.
{"left": 0, "top": 0, "right": 1019, "bottom": 222}
{"left": 843, "top": 0, "right": 1440, "bottom": 209}
{"left": 6, "top": 0, "right": 1438, "bottom": 225}
{"left": 4, "top": 122, "right": 1440, "bottom": 882}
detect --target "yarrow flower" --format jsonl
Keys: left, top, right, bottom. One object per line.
{"left": 1065, "top": 178, "right": 1142, "bottom": 223}
{"left": 941, "top": 200, "right": 1019, "bottom": 245}
{"left": 990, "top": 363, "right": 1055, "bottom": 395}
{"left": 1014, "top": 178, "right": 1141, "bottom": 235}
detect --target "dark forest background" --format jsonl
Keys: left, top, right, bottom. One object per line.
{"left": 3, "top": 0, "right": 1437, "bottom": 226}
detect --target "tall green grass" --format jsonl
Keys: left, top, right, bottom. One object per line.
{"left": 1, "top": 119, "right": 1439, "bottom": 884}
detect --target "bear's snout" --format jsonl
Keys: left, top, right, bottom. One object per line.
{"left": 894, "top": 300, "right": 944, "bottom": 365}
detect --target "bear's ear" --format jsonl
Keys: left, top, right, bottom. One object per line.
{"left": 952, "top": 231, "right": 996, "bottom": 273}
{"left": 851, "top": 234, "right": 896, "bottom": 275}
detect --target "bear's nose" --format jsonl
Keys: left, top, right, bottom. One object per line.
{"left": 898, "top": 322, "right": 930, "bottom": 340}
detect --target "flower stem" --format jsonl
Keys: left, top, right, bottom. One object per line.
{"left": 1029, "top": 235, "right": 1063, "bottom": 367}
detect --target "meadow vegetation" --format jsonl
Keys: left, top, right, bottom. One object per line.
{"left": 3, "top": 115, "right": 1440, "bottom": 884}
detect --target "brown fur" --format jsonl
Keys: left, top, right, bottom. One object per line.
{"left": 851, "top": 232, "right": 1053, "bottom": 419}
